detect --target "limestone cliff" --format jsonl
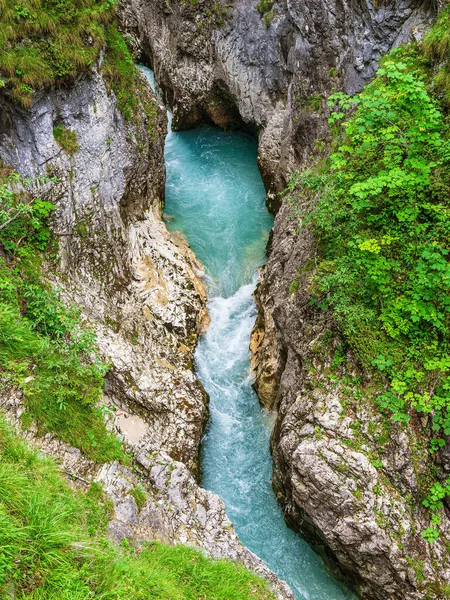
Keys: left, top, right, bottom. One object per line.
{"left": 0, "top": 61, "right": 210, "bottom": 476}
{"left": 117, "top": 1, "right": 450, "bottom": 598}
{"left": 0, "top": 45, "right": 295, "bottom": 598}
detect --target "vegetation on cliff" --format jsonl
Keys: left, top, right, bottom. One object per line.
{"left": 0, "top": 167, "right": 124, "bottom": 462}
{"left": 0, "top": 414, "right": 275, "bottom": 599}
{"left": 0, "top": 0, "right": 154, "bottom": 123}
{"left": 288, "top": 5, "right": 450, "bottom": 542}
{"left": 0, "top": 0, "right": 115, "bottom": 106}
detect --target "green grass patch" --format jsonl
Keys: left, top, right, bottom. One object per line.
{"left": 0, "top": 413, "right": 275, "bottom": 599}
{"left": 0, "top": 169, "right": 123, "bottom": 463}
{"left": 0, "top": 0, "right": 159, "bottom": 125}
{"left": 130, "top": 483, "right": 147, "bottom": 509}
{"left": 53, "top": 126, "right": 79, "bottom": 155}
{"left": 255, "top": 0, "right": 275, "bottom": 26}
{"left": 0, "top": 0, "right": 116, "bottom": 107}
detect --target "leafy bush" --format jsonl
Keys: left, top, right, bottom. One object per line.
{"left": 287, "top": 34, "right": 450, "bottom": 538}
{"left": 0, "top": 170, "right": 122, "bottom": 462}
{"left": 0, "top": 414, "right": 275, "bottom": 599}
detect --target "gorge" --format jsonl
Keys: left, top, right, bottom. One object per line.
{"left": 139, "top": 63, "right": 355, "bottom": 598}
{"left": 1, "top": 1, "right": 450, "bottom": 599}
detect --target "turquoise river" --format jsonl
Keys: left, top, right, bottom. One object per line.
{"left": 139, "top": 66, "right": 356, "bottom": 600}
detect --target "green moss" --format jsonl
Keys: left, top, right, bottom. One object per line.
{"left": 255, "top": 0, "right": 276, "bottom": 26}
{"left": 53, "top": 126, "right": 79, "bottom": 155}
{"left": 263, "top": 9, "right": 276, "bottom": 27}
{"left": 423, "top": 5, "right": 450, "bottom": 106}
{"left": 255, "top": 0, "right": 274, "bottom": 15}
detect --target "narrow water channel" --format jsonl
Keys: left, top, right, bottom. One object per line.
{"left": 139, "top": 66, "right": 356, "bottom": 600}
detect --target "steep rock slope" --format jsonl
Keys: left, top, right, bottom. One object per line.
{"left": 0, "top": 64, "right": 208, "bottom": 475}
{"left": 119, "top": 0, "right": 434, "bottom": 195}
{"left": 117, "top": 1, "right": 450, "bottom": 598}
{"left": 0, "top": 53, "right": 294, "bottom": 599}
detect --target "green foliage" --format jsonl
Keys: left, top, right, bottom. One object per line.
{"left": 255, "top": 0, "right": 275, "bottom": 26}
{"left": 423, "top": 4, "right": 450, "bottom": 105}
{"left": 0, "top": 171, "right": 122, "bottom": 462}
{"left": 421, "top": 478, "right": 450, "bottom": 542}
{"left": 287, "top": 39, "right": 450, "bottom": 538}
{"left": 0, "top": 414, "right": 275, "bottom": 598}
{"left": 0, "top": 171, "right": 55, "bottom": 253}
{"left": 53, "top": 126, "right": 79, "bottom": 155}
{"left": 0, "top": 0, "right": 116, "bottom": 107}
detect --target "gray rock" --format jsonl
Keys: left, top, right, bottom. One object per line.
{"left": 0, "top": 63, "right": 209, "bottom": 476}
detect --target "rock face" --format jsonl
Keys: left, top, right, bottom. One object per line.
{"left": 0, "top": 62, "right": 208, "bottom": 476}
{"left": 118, "top": 0, "right": 435, "bottom": 195}
{"left": 117, "top": 1, "right": 450, "bottom": 598}
{"left": 0, "top": 57, "right": 293, "bottom": 598}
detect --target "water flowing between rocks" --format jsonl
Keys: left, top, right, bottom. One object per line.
{"left": 139, "top": 65, "right": 356, "bottom": 600}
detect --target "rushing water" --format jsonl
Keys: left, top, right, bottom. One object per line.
{"left": 139, "top": 65, "right": 356, "bottom": 600}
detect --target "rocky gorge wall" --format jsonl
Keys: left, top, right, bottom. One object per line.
{"left": 117, "top": 1, "right": 450, "bottom": 598}
{"left": 0, "top": 55, "right": 292, "bottom": 599}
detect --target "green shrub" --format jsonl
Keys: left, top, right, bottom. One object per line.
{"left": 53, "top": 126, "right": 79, "bottom": 155}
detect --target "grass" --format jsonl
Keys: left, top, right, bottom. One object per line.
{"left": 0, "top": 0, "right": 159, "bottom": 125}
{"left": 53, "top": 126, "right": 79, "bottom": 155}
{"left": 0, "top": 0, "right": 116, "bottom": 107}
{"left": 102, "top": 23, "right": 159, "bottom": 131}
{"left": 0, "top": 413, "right": 275, "bottom": 599}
